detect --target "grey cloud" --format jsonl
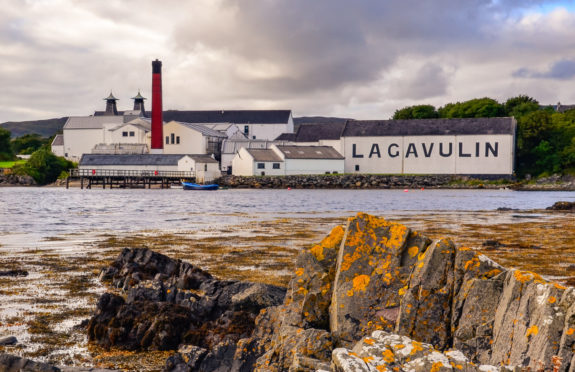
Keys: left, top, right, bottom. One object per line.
{"left": 394, "top": 63, "right": 451, "bottom": 100}
{"left": 513, "top": 59, "right": 575, "bottom": 79}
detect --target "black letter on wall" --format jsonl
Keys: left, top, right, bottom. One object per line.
{"left": 388, "top": 143, "right": 399, "bottom": 158}
{"left": 458, "top": 142, "right": 471, "bottom": 157}
{"left": 369, "top": 144, "right": 381, "bottom": 158}
{"left": 405, "top": 143, "right": 418, "bottom": 158}
{"left": 439, "top": 143, "right": 453, "bottom": 157}
{"left": 485, "top": 142, "right": 499, "bottom": 157}
{"left": 352, "top": 144, "right": 364, "bottom": 158}
{"left": 422, "top": 143, "right": 434, "bottom": 158}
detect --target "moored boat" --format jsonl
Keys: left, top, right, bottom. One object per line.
{"left": 181, "top": 182, "right": 219, "bottom": 191}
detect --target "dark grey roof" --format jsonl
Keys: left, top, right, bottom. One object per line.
{"left": 188, "top": 154, "right": 219, "bottom": 164}
{"left": 342, "top": 117, "right": 516, "bottom": 137}
{"left": 275, "top": 146, "right": 344, "bottom": 160}
{"left": 275, "top": 133, "right": 296, "bottom": 141}
{"left": 64, "top": 116, "right": 125, "bottom": 129}
{"left": 51, "top": 134, "right": 63, "bottom": 146}
{"left": 294, "top": 122, "right": 346, "bottom": 142}
{"left": 245, "top": 149, "right": 283, "bottom": 162}
{"left": 79, "top": 154, "right": 208, "bottom": 166}
{"left": 162, "top": 110, "right": 292, "bottom": 124}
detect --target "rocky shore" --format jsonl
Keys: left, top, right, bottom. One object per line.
{"left": 2, "top": 212, "right": 575, "bottom": 371}
{"left": 0, "top": 174, "right": 35, "bottom": 186}
{"left": 216, "top": 174, "right": 575, "bottom": 191}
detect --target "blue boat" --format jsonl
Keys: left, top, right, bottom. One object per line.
{"left": 181, "top": 182, "right": 219, "bottom": 191}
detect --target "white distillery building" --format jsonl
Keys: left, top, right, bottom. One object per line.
{"left": 232, "top": 145, "right": 344, "bottom": 176}
{"left": 275, "top": 121, "right": 346, "bottom": 154}
{"left": 220, "top": 138, "right": 293, "bottom": 173}
{"left": 78, "top": 154, "right": 220, "bottom": 183}
{"left": 340, "top": 117, "right": 516, "bottom": 175}
{"left": 162, "top": 110, "right": 294, "bottom": 141}
{"left": 162, "top": 121, "right": 227, "bottom": 159}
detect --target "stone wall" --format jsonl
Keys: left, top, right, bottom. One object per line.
{"left": 216, "top": 174, "right": 510, "bottom": 189}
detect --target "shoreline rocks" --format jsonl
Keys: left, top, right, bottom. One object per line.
{"left": 80, "top": 213, "right": 575, "bottom": 371}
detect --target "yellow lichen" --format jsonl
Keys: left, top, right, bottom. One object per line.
{"left": 382, "top": 349, "right": 395, "bottom": 363}
{"left": 310, "top": 245, "right": 324, "bottom": 261}
{"left": 567, "top": 328, "right": 574, "bottom": 336}
{"left": 295, "top": 268, "right": 304, "bottom": 276}
{"left": 526, "top": 325, "right": 539, "bottom": 338}
{"left": 353, "top": 275, "right": 371, "bottom": 292}
{"left": 548, "top": 296, "right": 557, "bottom": 304}
{"left": 398, "top": 286, "right": 408, "bottom": 296}
{"left": 430, "top": 362, "right": 443, "bottom": 372}
{"left": 407, "top": 246, "right": 419, "bottom": 257}
{"left": 410, "top": 341, "right": 423, "bottom": 355}
{"left": 364, "top": 338, "right": 375, "bottom": 345}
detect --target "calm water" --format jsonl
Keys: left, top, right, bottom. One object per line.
{"left": 1, "top": 187, "right": 573, "bottom": 239}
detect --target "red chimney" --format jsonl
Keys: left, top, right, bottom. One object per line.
{"left": 150, "top": 59, "right": 163, "bottom": 153}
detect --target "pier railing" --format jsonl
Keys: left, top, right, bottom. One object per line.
{"left": 69, "top": 169, "right": 194, "bottom": 178}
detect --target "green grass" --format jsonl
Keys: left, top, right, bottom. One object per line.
{"left": 0, "top": 160, "right": 26, "bottom": 168}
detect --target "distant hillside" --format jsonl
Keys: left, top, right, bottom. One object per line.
{"left": 0, "top": 114, "right": 351, "bottom": 138}
{"left": 293, "top": 116, "right": 350, "bottom": 131}
{"left": 0, "top": 117, "right": 68, "bottom": 138}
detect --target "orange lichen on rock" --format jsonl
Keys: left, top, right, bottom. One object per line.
{"left": 430, "top": 362, "right": 444, "bottom": 372}
{"left": 407, "top": 246, "right": 419, "bottom": 257}
{"left": 514, "top": 270, "right": 545, "bottom": 284}
{"left": 526, "top": 325, "right": 539, "bottom": 338}
{"left": 567, "top": 328, "right": 575, "bottom": 336}
{"left": 353, "top": 275, "right": 371, "bottom": 292}
{"left": 382, "top": 348, "right": 395, "bottom": 363}
{"left": 295, "top": 268, "right": 304, "bottom": 276}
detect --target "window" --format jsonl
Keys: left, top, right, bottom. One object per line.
{"left": 171, "top": 133, "right": 175, "bottom": 144}
{"left": 252, "top": 136, "right": 256, "bottom": 139}
{"left": 122, "top": 131, "right": 128, "bottom": 137}
{"left": 272, "top": 163, "right": 280, "bottom": 169}
{"left": 204, "top": 164, "right": 207, "bottom": 171}
{"left": 129, "top": 131, "right": 135, "bottom": 137}
{"left": 176, "top": 136, "right": 180, "bottom": 144}
{"left": 355, "top": 165, "right": 360, "bottom": 171}
{"left": 165, "top": 136, "right": 169, "bottom": 144}
{"left": 244, "top": 125, "right": 249, "bottom": 134}
{"left": 257, "top": 163, "right": 265, "bottom": 169}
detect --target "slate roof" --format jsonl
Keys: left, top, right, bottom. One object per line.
{"left": 275, "top": 146, "right": 344, "bottom": 160}
{"left": 293, "top": 122, "right": 346, "bottom": 142}
{"left": 64, "top": 116, "right": 125, "bottom": 129}
{"left": 341, "top": 117, "right": 516, "bottom": 137}
{"left": 162, "top": 110, "right": 292, "bottom": 124}
{"left": 275, "top": 133, "right": 296, "bottom": 141}
{"left": 245, "top": 149, "right": 283, "bottom": 162}
{"left": 79, "top": 154, "right": 216, "bottom": 166}
{"left": 172, "top": 121, "right": 227, "bottom": 138}
{"left": 51, "top": 134, "right": 63, "bottom": 146}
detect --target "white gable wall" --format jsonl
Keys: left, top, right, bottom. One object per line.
{"left": 64, "top": 129, "right": 104, "bottom": 163}
{"left": 283, "top": 159, "right": 344, "bottom": 175}
{"left": 232, "top": 148, "right": 255, "bottom": 176}
{"left": 109, "top": 124, "right": 149, "bottom": 144}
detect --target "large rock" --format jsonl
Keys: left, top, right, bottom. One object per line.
{"left": 89, "top": 248, "right": 285, "bottom": 371}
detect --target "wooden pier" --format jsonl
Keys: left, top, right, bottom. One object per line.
{"left": 67, "top": 169, "right": 194, "bottom": 189}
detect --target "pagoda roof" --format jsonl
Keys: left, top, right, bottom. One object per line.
{"left": 132, "top": 91, "right": 146, "bottom": 100}
{"left": 104, "top": 92, "right": 119, "bottom": 101}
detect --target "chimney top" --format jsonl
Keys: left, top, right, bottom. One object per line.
{"left": 152, "top": 59, "right": 162, "bottom": 74}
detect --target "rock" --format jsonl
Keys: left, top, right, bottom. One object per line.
{"left": 0, "top": 353, "right": 60, "bottom": 372}
{"left": 0, "top": 270, "right": 28, "bottom": 277}
{"left": 90, "top": 248, "right": 285, "bottom": 371}
{"left": 0, "top": 336, "right": 17, "bottom": 346}
{"left": 547, "top": 201, "right": 575, "bottom": 211}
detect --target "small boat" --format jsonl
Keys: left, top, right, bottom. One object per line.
{"left": 181, "top": 182, "right": 219, "bottom": 191}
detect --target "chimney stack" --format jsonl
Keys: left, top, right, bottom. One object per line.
{"left": 150, "top": 59, "right": 164, "bottom": 153}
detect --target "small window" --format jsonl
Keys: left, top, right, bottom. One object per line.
{"left": 355, "top": 165, "right": 360, "bottom": 171}
{"left": 261, "top": 171, "right": 265, "bottom": 176}
{"left": 165, "top": 136, "right": 169, "bottom": 144}
{"left": 273, "top": 163, "right": 280, "bottom": 169}
{"left": 204, "top": 164, "right": 207, "bottom": 171}
{"left": 122, "top": 131, "right": 128, "bottom": 137}
{"left": 171, "top": 133, "right": 175, "bottom": 144}
{"left": 252, "top": 136, "right": 256, "bottom": 139}
{"left": 129, "top": 131, "right": 135, "bottom": 137}
{"left": 176, "top": 136, "right": 180, "bottom": 144}
{"left": 244, "top": 125, "right": 249, "bottom": 134}
{"left": 257, "top": 163, "right": 265, "bottom": 169}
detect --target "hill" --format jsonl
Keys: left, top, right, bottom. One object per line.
{"left": 0, "top": 118, "right": 68, "bottom": 138}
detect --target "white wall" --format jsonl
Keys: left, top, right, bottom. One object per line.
{"left": 64, "top": 129, "right": 104, "bottom": 162}
{"left": 51, "top": 145, "right": 65, "bottom": 157}
{"left": 177, "top": 156, "right": 220, "bottom": 182}
{"left": 232, "top": 148, "right": 255, "bottom": 176}
{"left": 251, "top": 160, "right": 284, "bottom": 176}
{"left": 283, "top": 159, "right": 344, "bottom": 175}
{"left": 78, "top": 164, "right": 179, "bottom": 172}
{"left": 109, "top": 124, "right": 148, "bottom": 144}
{"left": 342, "top": 134, "right": 514, "bottom": 175}
{"left": 163, "top": 121, "right": 206, "bottom": 154}
{"left": 241, "top": 121, "right": 292, "bottom": 141}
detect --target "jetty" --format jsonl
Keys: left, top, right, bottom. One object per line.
{"left": 66, "top": 169, "right": 193, "bottom": 189}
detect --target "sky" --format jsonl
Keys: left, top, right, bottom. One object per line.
{"left": 1, "top": 0, "right": 575, "bottom": 123}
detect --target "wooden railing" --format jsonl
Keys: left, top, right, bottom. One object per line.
{"left": 69, "top": 169, "right": 194, "bottom": 178}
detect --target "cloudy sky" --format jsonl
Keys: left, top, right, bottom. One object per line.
{"left": 1, "top": 0, "right": 575, "bottom": 123}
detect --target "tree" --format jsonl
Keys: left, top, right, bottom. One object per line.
{"left": 17, "top": 146, "right": 75, "bottom": 185}
{"left": 0, "top": 127, "right": 15, "bottom": 161}
{"left": 392, "top": 105, "right": 439, "bottom": 120}
{"left": 438, "top": 98, "right": 505, "bottom": 118}
{"left": 11, "top": 134, "right": 49, "bottom": 155}
{"left": 504, "top": 95, "right": 539, "bottom": 119}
